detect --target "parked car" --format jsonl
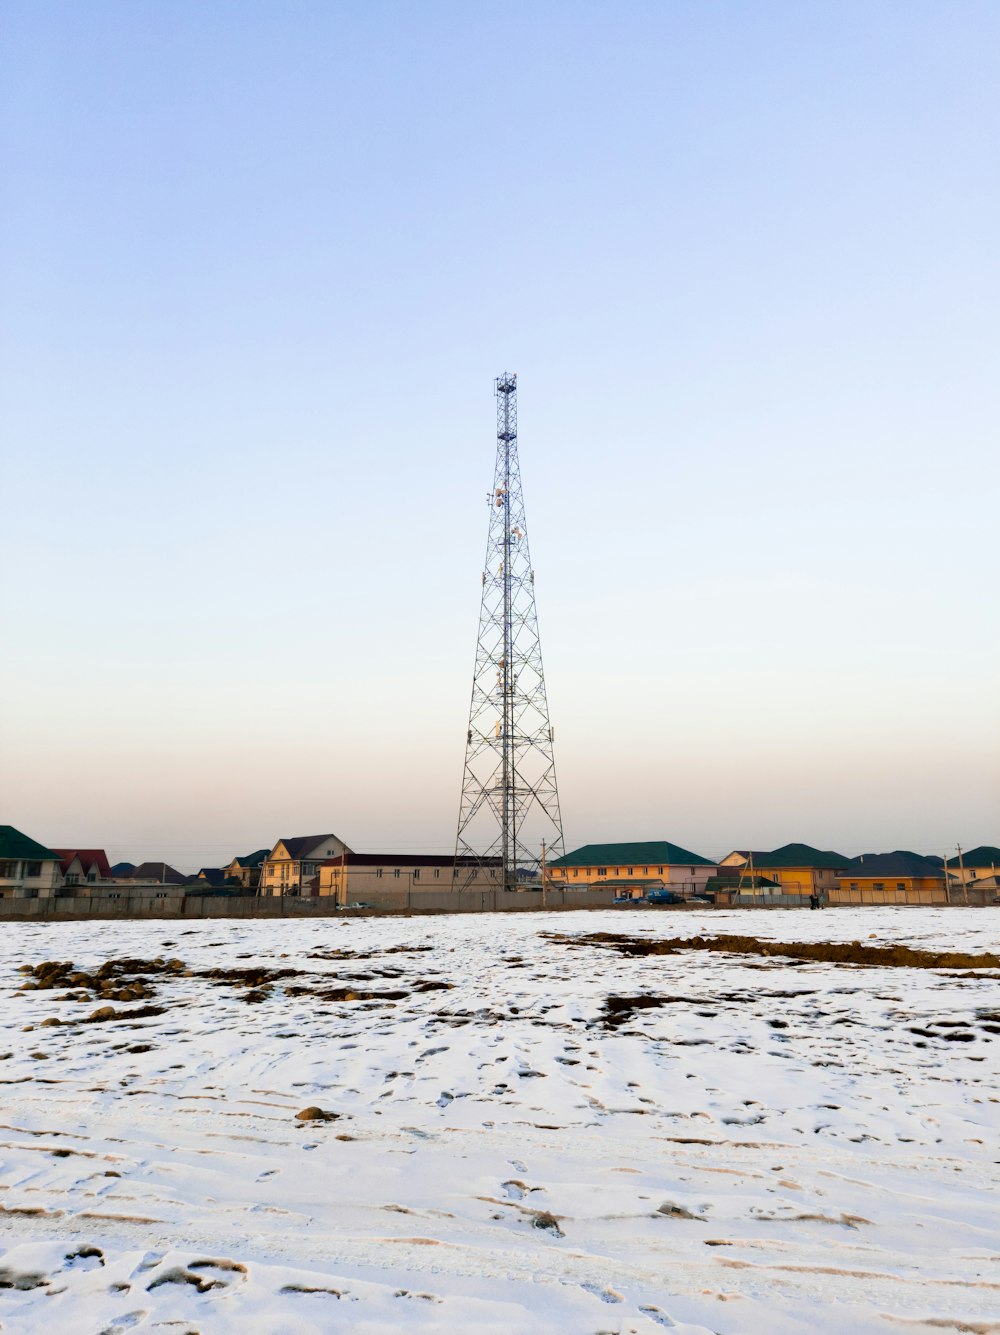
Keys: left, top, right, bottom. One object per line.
{"left": 647, "top": 889, "right": 685, "bottom": 905}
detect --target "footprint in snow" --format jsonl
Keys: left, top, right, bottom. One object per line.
{"left": 639, "top": 1304, "right": 677, "bottom": 1327}
{"left": 581, "top": 1282, "right": 623, "bottom": 1303}
{"left": 98, "top": 1312, "right": 147, "bottom": 1334}
{"left": 63, "top": 1246, "right": 104, "bottom": 1272}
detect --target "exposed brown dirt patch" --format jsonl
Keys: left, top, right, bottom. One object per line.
{"left": 551, "top": 932, "right": 1000, "bottom": 970}
{"left": 17, "top": 956, "right": 181, "bottom": 1003}
{"left": 84, "top": 1005, "right": 166, "bottom": 1024}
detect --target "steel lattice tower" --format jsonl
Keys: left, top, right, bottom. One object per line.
{"left": 455, "top": 373, "right": 565, "bottom": 893}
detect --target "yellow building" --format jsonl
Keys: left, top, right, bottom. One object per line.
{"left": 720, "top": 844, "right": 847, "bottom": 899}
{"left": 546, "top": 840, "right": 716, "bottom": 896}
{"left": 945, "top": 845, "right": 1000, "bottom": 885}
{"left": 833, "top": 851, "right": 948, "bottom": 905}
{"left": 224, "top": 849, "right": 269, "bottom": 891}
{"left": 261, "top": 833, "right": 351, "bottom": 897}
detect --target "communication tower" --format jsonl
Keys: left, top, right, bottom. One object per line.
{"left": 455, "top": 373, "right": 565, "bottom": 893}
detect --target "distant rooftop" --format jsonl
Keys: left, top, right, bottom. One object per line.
{"left": 843, "top": 850, "right": 946, "bottom": 879}
{"left": 0, "top": 825, "right": 59, "bottom": 862}
{"left": 549, "top": 840, "right": 713, "bottom": 869}
{"left": 754, "top": 843, "right": 849, "bottom": 871}
{"left": 946, "top": 845, "right": 1000, "bottom": 868}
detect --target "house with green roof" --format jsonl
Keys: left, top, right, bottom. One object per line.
{"left": 223, "top": 848, "right": 270, "bottom": 891}
{"left": 719, "top": 843, "right": 849, "bottom": 900}
{"left": 0, "top": 825, "right": 62, "bottom": 898}
{"left": 546, "top": 840, "right": 716, "bottom": 897}
{"left": 945, "top": 846, "right": 1000, "bottom": 887}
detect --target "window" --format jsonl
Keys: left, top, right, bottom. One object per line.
{"left": 303, "top": 862, "right": 314, "bottom": 874}
{"left": 849, "top": 883, "right": 859, "bottom": 892}
{"left": 26, "top": 861, "right": 42, "bottom": 877}
{"left": 66, "top": 873, "right": 80, "bottom": 886}
{"left": 643, "top": 867, "right": 648, "bottom": 875}
{"left": 873, "top": 882, "right": 884, "bottom": 892}
{"left": 896, "top": 882, "right": 905, "bottom": 892}
{"left": 87, "top": 872, "right": 96, "bottom": 882}
{"left": 375, "top": 868, "right": 383, "bottom": 878}
{"left": 627, "top": 868, "right": 632, "bottom": 875}
{"left": 155, "top": 892, "right": 166, "bottom": 899}
{"left": 0, "top": 861, "right": 17, "bottom": 877}
{"left": 597, "top": 867, "right": 607, "bottom": 876}
{"left": 413, "top": 869, "right": 420, "bottom": 880}
{"left": 393, "top": 868, "right": 400, "bottom": 878}
{"left": 24, "top": 888, "right": 38, "bottom": 899}
{"left": 434, "top": 869, "right": 440, "bottom": 879}
{"left": 658, "top": 866, "right": 663, "bottom": 875}
{"left": 690, "top": 867, "right": 696, "bottom": 875}
{"left": 108, "top": 892, "right": 121, "bottom": 900}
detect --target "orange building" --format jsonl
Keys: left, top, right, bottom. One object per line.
{"left": 833, "top": 851, "right": 948, "bottom": 905}
{"left": 720, "top": 843, "right": 847, "bottom": 899}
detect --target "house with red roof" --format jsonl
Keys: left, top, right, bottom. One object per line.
{"left": 53, "top": 848, "right": 113, "bottom": 891}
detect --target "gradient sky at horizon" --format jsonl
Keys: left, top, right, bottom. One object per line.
{"left": 2, "top": 1, "right": 997, "bottom": 871}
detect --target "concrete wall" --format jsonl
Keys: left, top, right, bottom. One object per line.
{"left": 0, "top": 887, "right": 617, "bottom": 921}
{"left": 830, "top": 882, "right": 948, "bottom": 905}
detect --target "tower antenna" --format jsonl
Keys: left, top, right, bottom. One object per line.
{"left": 455, "top": 373, "right": 565, "bottom": 894}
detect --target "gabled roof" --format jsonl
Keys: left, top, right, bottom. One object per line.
{"left": 946, "top": 845, "right": 1000, "bottom": 868}
{"left": 0, "top": 826, "right": 60, "bottom": 862}
{"left": 233, "top": 848, "right": 269, "bottom": 868}
{"left": 53, "top": 849, "right": 112, "bottom": 879}
{"left": 272, "top": 834, "right": 348, "bottom": 859}
{"left": 129, "top": 862, "right": 187, "bottom": 884}
{"left": 110, "top": 862, "right": 135, "bottom": 876}
{"left": 843, "top": 850, "right": 946, "bottom": 879}
{"left": 548, "top": 840, "right": 714, "bottom": 869}
{"left": 197, "top": 868, "right": 226, "bottom": 886}
{"left": 754, "top": 843, "right": 849, "bottom": 871}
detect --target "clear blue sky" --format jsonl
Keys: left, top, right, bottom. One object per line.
{"left": 2, "top": 2, "right": 997, "bottom": 869}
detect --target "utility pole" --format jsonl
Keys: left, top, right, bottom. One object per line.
{"left": 455, "top": 374, "right": 565, "bottom": 896}
{"left": 541, "top": 839, "right": 547, "bottom": 909}
{"left": 957, "top": 843, "right": 968, "bottom": 906}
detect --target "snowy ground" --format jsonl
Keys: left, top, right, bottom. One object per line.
{"left": 0, "top": 907, "right": 998, "bottom": 1335}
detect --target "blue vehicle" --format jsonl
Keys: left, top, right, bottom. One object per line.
{"left": 647, "top": 888, "right": 685, "bottom": 905}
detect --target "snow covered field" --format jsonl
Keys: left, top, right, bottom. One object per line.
{"left": 0, "top": 907, "right": 997, "bottom": 1335}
